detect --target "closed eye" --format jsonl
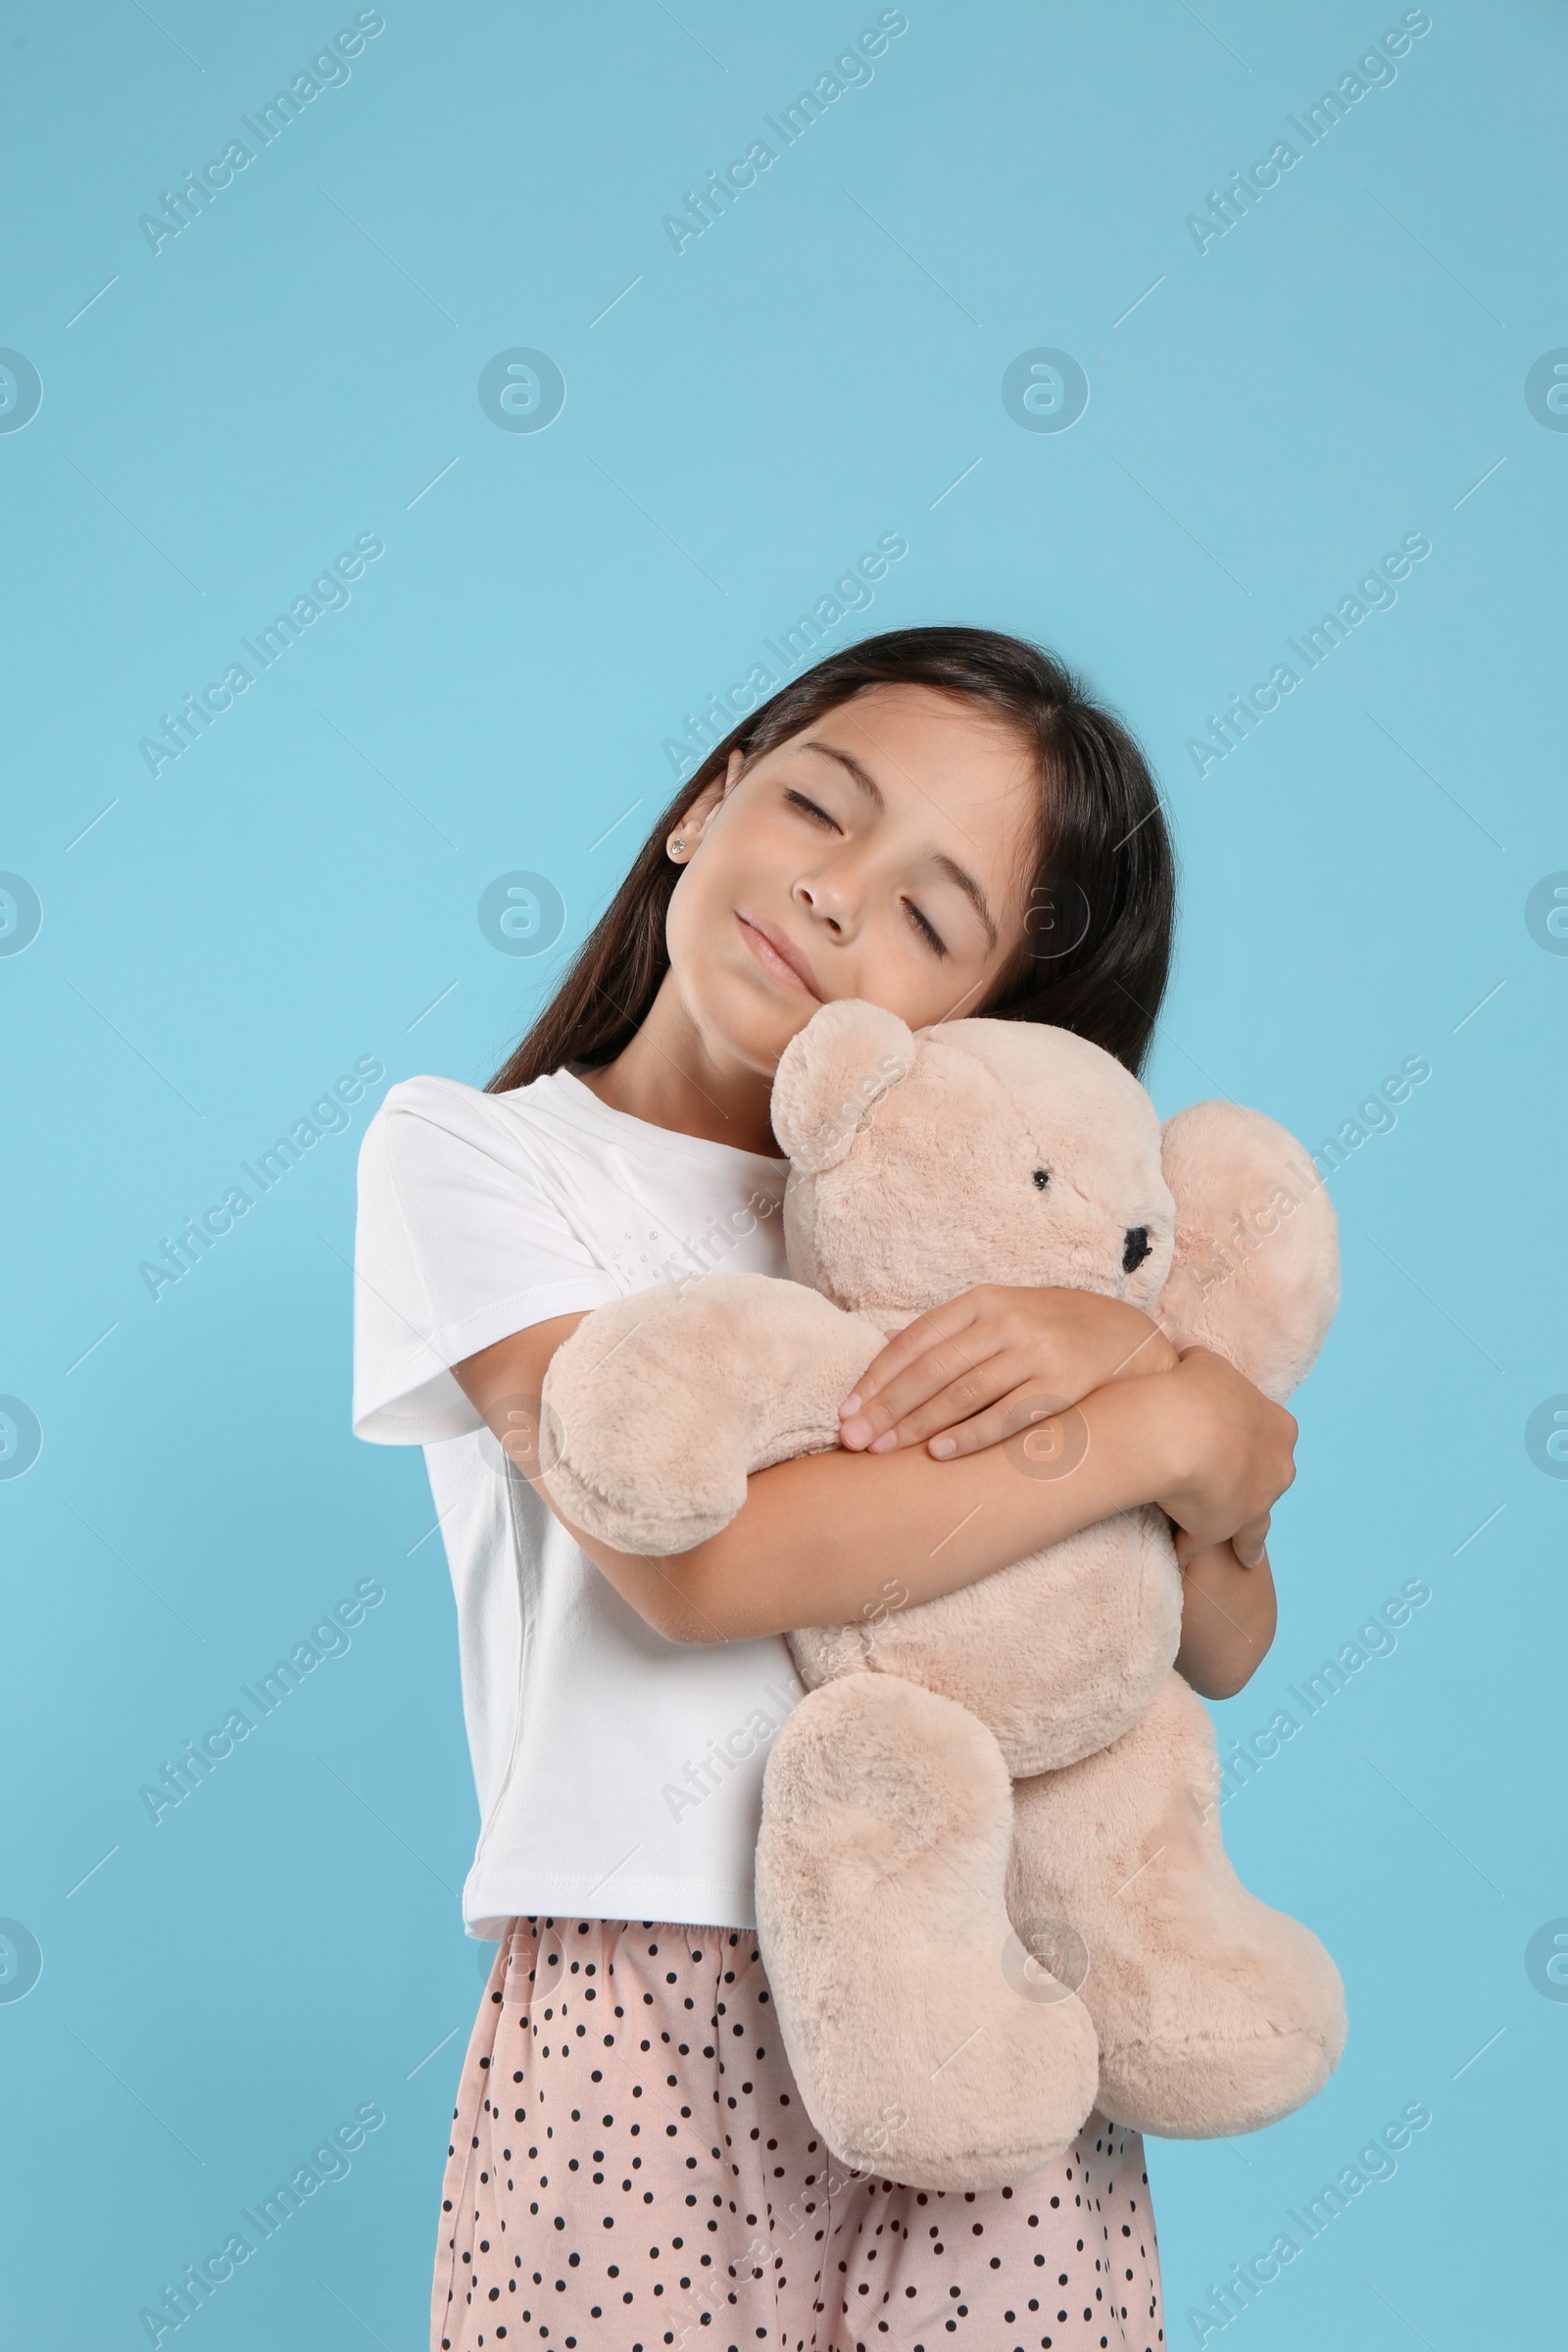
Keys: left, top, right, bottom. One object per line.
{"left": 904, "top": 900, "right": 947, "bottom": 957}
{"left": 785, "top": 789, "right": 838, "bottom": 830}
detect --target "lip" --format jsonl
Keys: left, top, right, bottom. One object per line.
{"left": 736, "top": 911, "right": 821, "bottom": 1000}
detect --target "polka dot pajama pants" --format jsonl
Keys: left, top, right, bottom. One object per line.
{"left": 432, "top": 1917, "right": 1163, "bottom": 2352}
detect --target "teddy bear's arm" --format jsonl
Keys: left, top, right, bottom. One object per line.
{"left": 1158, "top": 1102, "right": 1339, "bottom": 1403}
{"left": 541, "top": 1273, "right": 885, "bottom": 1555}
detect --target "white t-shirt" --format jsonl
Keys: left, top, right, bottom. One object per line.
{"left": 352, "top": 1066, "right": 799, "bottom": 1936}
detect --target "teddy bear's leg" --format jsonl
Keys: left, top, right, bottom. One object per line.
{"left": 756, "top": 1673, "right": 1100, "bottom": 2192}
{"left": 1008, "top": 1670, "right": 1347, "bottom": 2138}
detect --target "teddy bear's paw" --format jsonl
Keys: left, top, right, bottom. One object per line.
{"left": 1091, "top": 1911, "right": 1348, "bottom": 2141}
{"left": 540, "top": 1274, "right": 880, "bottom": 1553}
{"left": 756, "top": 1675, "right": 1100, "bottom": 2191}
{"left": 1010, "top": 1670, "right": 1348, "bottom": 2140}
{"left": 1078, "top": 1808, "right": 1348, "bottom": 2141}
{"left": 540, "top": 1279, "right": 770, "bottom": 1552}
{"left": 539, "top": 1284, "right": 752, "bottom": 1551}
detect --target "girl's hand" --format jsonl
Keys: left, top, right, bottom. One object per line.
{"left": 1152, "top": 1345, "right": 1297, "bottom": 1556}
{"left": 837, "top": 1284, "right": 1180, "bottom": 1459}
{"left": 1171, "top": 1515, "right": 1270, "bottom": 1572}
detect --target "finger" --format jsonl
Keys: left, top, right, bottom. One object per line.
{"left": 924, "top": 1388, "right": 1071, "bottom": 1460}
{"left": 839, "top": 1297, "right": 981, "bottom": 1417}
{"left": 1171, "top": 1337, "right": 1217, "bottom": 1361}
{"left": 853, "top": 1357, "right": 1021, "bottom": 1453}
{"left": 1232, "top": 1514, "right": 1271, "bottom": 1568}
{"left": 1232, "top": 1514, "right": 1271, "bottom": 1566}
{"left": 1174, "top": 1533, "right": 1238, "bottom": 1575}
{"left": 840, "top": 1340, "right": 999, "bottom": 1449}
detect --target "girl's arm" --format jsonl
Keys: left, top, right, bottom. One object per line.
{"left": 451, "top": 1309, "right": 1296, "bottom": 1677}
{"left": 1174, "top": 1540, "right": 1279, "bottom": 1700}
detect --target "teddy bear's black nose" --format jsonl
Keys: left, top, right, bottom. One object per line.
{"left": 1122, "top": 1226, "right": 1151, "bottom": 1274}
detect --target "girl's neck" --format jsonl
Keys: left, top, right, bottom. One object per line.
{"left": 575, "top": 975, "right": 784, "bottom": 1157}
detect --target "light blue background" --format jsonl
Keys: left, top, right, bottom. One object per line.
{"left": 2, "top": 2, "right": 1562, "bottom": 2344}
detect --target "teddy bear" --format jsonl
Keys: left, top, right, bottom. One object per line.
{"left": 539, "top": 998, "right": 1348, "bottom": 2191}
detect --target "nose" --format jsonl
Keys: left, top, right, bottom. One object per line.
{"left": 792, "top": 871, "right": 855, "bottom": 937}
{"left": 1122, "top": 1226, "right": 1151, "bottom": 1274}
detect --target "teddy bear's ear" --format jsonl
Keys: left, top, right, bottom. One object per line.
{"left": 1157, "top": 1101, "right": 1339, "bottom": 1402}
{"left": 771, "top": 1000, "right": 916, "bottom": 1172}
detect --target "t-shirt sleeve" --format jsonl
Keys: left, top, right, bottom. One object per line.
{"left": 352, "top": 1076, "right": 620, "bottom": 1445}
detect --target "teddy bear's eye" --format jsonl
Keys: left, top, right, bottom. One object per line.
{"left": 1122, "top": 1226, "right": 1152, "bottom": 1273}
{"left": 1032, "top": 1168, "right": 1050, "bottom": 1191}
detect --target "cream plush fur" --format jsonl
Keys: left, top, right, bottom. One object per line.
{"left": 542, "top": 1001, "right": 1348, "bottom": 2190}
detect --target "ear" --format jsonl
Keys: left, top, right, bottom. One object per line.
{"left": 1156, "top": 1101, "right": 1339, "bottom": 1402}
{"left": 672, "top": 766, "right": 731, "bottom": 855}
{"left": 771, "top": 1000, "right": 915, "bottom": 1173}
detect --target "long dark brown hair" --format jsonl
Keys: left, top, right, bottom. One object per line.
{"left": 489, "top": 626, "right": 1175, "bottom": 1092}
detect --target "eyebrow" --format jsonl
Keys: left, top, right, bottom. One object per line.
{"left": 806, "top": 739, "right": 1001, "bottom": 950}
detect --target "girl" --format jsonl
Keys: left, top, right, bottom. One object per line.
{"left": 352, "top": 627, "right": 1294, "bottom": 2352}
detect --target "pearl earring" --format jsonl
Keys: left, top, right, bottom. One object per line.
{"left": 670, "top": 836, "right": 686, "bottom": 856}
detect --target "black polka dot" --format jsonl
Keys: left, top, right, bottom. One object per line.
{"left": 431, "top": 1919, "right": 1164, "bottom": 2349}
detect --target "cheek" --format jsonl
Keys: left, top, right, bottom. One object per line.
{"left": 664, "top": 867, "right": 744, "bottom": 1014}
{"left": 839, "top": 930, "right": 949, "bottom": 1028}
{"left": 891, "top": 924, "right": 1011, "bottom": 1026}
{"left": 664, "top": 858, "right": 819, "bottom": 1060}
{"left": 836, "top": 923, "right": 1002, "bottom": 1040}
{"left": 664, "top": 806, "right": 750, "bottom": 939}
{"left": 684, "top": 798, "right": 795, "bottom": 916}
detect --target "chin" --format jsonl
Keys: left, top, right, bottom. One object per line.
{"left": 691, "top": 958, "right": 818, "bottom": 1075}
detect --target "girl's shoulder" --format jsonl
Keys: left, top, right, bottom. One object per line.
{"left": 366, "top": 1067, "right": 791, "bottom": 1201}
{"left": 376, "top": 1064, "right": 555, "bottom": 1117}
{"left": 359, "top": 1067, "right": 683, "bottom": 1232}
{"left": 368, "top": 1065, "right": 584, "bottom": 1151}
{"left": 357, "top": 1070, "right": 594, "bottom": 1232}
